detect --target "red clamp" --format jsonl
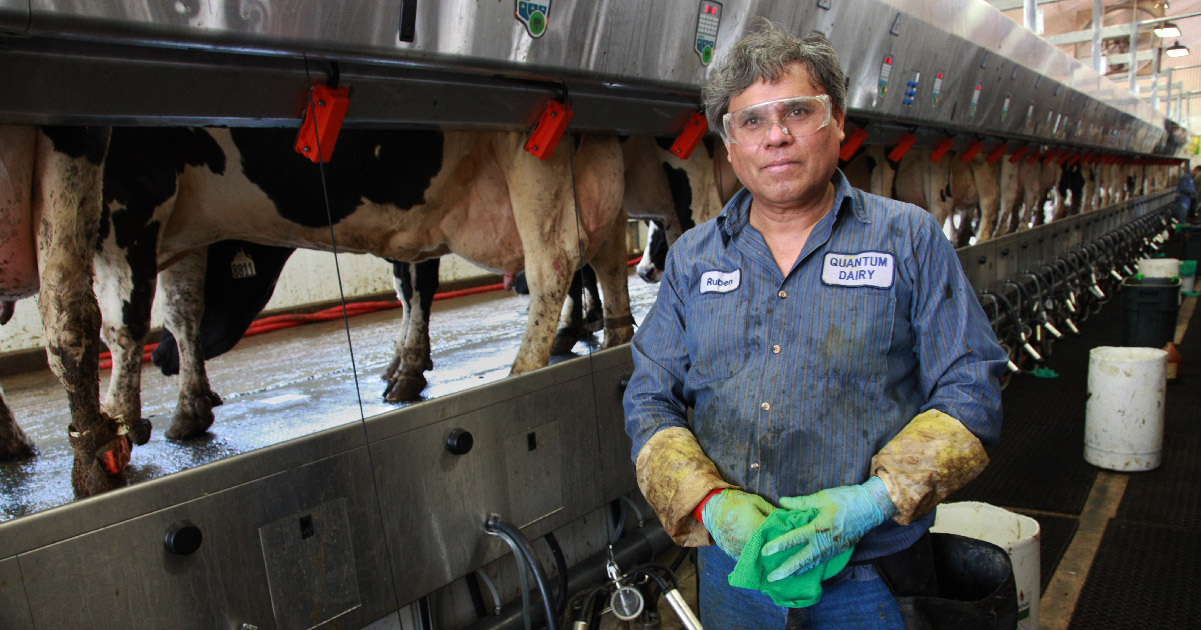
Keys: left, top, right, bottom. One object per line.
{"left": 525, "top": 99, "right": 574, "bottom": 160}
{"left": 1042, "top": 148, "right": 1060, "bottom": 165}
{"left": 1008, "top": 146, "right": 1028, "bottom": 164}
{"left": 929, "top": 137, "right": 954, "bottom": 163}
{"left": 669, "top": 112, "right": 708, "bottom": 160}
{"left": 1026, "top": 151, "right": 1040, "bottom": 165}
{"left": 959, "top": 141, "right": 983, "bottom": 163}
{"left": 1057, "top": 151, "right": 1072, "bottom": 165}
{"left": 839, "top": 127, "right": 869, "bottom": 161}
{"left": 294, "top": 84, "right": 350, "bottom": 163}
{"left": 887, "top": 133, "right": 917, "bottom": 162}
{"left": 987, "top": 142, "right": 1008, "bottom": 164}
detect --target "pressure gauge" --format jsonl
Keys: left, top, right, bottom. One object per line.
{"left": 611, "top": 585, "right": 644, "bottom": 621}
{"left": 694, "top": 1, "right": 723, "bottom": 65}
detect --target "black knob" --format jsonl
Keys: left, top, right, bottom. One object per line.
{"left": 1001, "top": 248, "right": 1010, "bottom": 256}
{"left": 446, "top": 429, "right": 474, "bottom": 455}
{"left": 978, "top": 256, "right": 988, "bottom": 264}
{"left": 164, "top": 520, "right": 203, "bottom": 556}
{"left": 620, "top": 374, "right": 633, "bottom": 391}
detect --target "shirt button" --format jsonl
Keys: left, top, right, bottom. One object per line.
{"left": 760, "top": 402, "right": 771, "bottom": 411}
{"left": 771, "top": 344, "right": 781, "bottom": 354}
{"left": 750, "top": 462, "right": 760, "bottom": 470}
{"left": 777, "top": 290, "right": 788, "bottom": 298}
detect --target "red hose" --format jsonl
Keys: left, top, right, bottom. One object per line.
{"left": 99, "top": 256, "right": 640, "bottom": 370}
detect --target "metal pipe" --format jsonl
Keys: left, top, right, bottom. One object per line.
{"left": 1128, "top": 18, "right": 1138, "bottom": 93}
{"left": 469, "top": 524, "right": 674, "bottom": 630}
{"left": 1024, "top": 0, "right": 1038, "bottom": 32}
{"left": 1092, "top": 0, "right": 1103, "bottom": 73}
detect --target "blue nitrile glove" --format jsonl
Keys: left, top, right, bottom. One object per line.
{"left": 701, "top": 489, "right": 779, "bottom": 561}
{"left": 760, "top": 477, "right": 898, "bottom": 582}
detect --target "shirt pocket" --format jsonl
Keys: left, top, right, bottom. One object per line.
{"left": 810, "top": 286, "right": 896, "bottom": 382}
{"left": 684, "top": 290, "right": 751, "bottom": 388}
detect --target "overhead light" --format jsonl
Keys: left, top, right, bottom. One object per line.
{"left": 1155, "top": 22, "right": 1181, "bottom": 38}
{"left": 1166, "top": 40, "right": 1190, "bottom": 57}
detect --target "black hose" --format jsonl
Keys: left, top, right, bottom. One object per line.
{"left": 486, "top": 515, "right": 560, "bottom": 630}
{"left": 466, "top": 571, "right": 489, "bottom": 620}
{"left": 587, "top": 587, "right": 609, "bottom": 629}
{"left": 544, "top": 532, "right": 569, "bottom": 621}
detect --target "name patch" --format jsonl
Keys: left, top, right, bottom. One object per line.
{"left": 821, "top": 252, "right": 895, "bottom": 288}
{"left": 699, "top": 269, "right": 741, "bottom": 293}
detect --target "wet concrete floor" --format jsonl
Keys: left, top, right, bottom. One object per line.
{"left": 0, "top": 270, "right": 661, "bottom": 522}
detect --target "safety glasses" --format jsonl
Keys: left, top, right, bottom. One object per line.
{"left": 721, "top": 94, "right": 832, "bottom": 145}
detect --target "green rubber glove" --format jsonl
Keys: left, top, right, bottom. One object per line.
{"left": 701, "top": 489, "right": 779, "bottom": 561}
{"left": 761, "top": 477, "right": 898, "bottom": 582}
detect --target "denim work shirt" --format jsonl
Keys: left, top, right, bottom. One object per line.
{"left": 623, "top": 170, "right": 1007, "bottom": 560}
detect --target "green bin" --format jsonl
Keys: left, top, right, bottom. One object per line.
{"left": 1121, "top": 276, "right": 1181, "bottom": 348}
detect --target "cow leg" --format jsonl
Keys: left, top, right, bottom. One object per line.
{"left": 0, "top": 126, "right": 37, "bottom": 459}
{"left": 551, "top": 268, "right": 588, "bottom": 355}
{"left": 507, "top": 136, "right": 577, "bottom": 374}
{"left": 971, "top": 156, "right": 1000, "bottom": 243}
{"left": 382, "top": 258, "right": 438, "bottom": 402}
{"left": 32, "top": 127, "right": 135, "bottom": 497}
{"left": 590, "top": 207, "right": 634, "bottom": 349}
{"left": 158, "top": 249, "right": 223, "bottom": 439}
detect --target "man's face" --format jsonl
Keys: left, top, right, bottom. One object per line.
{"left": 723, "top": 62, "right": 845, "bottom": 213}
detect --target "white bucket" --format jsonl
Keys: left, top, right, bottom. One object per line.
{"left": 1084, "top": 346, "right": 1167, "bottom": 471}
{"left": 930, "top": 502, "right": 1041, "bottom": 630}
{"left": 1137, "top": 257, "right": 1181, "bottom": 278}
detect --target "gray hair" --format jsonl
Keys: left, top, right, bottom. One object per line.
{"left": 702, "top": 18, "right": 847, "bottom": 137}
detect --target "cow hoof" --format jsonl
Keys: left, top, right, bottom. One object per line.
{"left": 383, "top": 374, "right": 427, "bottom": 403}
{"left": 165, "top": 395, "right": 217, "bottom": 441}
{"left": 126, "top": 416, "right": 153, "bottom": 446}
{"left": 551, "top": 329, "right": 586, "bottom": 355}
{"left": 0, "top": 428, "right": 36, "bottom": 461}
{"left": 71, "top": 450, "right": 128, "bottom": 499}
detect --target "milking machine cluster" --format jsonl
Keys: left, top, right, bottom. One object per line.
{"left": 477, "top": 502, "right": 700, "bottom": 630}
{"left": 978, "top": 210, "right": 1176, "bottom": 386}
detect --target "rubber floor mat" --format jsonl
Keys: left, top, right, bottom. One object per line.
{"left": 1069, "top": 519, "right": 1201, "bottom": 629}
{"left": 1012, "top": 510, "right": 1078, "bottom": 594}
{"left": 955, "top": 297, "right": 1125, "bottom": 514}
{"left": 1115, "top": 433, "right": 1201, "bottom": 530}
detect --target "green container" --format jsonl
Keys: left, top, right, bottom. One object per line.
{"left": 1121, "top": 276, "right": 1181, "bottom": 348}
{"left": 1181, "top": 260, "right": 1198, "bottom": 277}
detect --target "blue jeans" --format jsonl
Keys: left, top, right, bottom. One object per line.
{"left": 697, "top": 545, "right": 905, "bottom": 630}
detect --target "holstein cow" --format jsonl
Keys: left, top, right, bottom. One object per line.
{"left": 92, "top": 127, "right": 633, "bottom": 453}
{"left": 632, "top": 137, "right": 741, "bottom": 283}
{"left": 892, "top": 148, "right": 1004, "bottom": 246}
{"left": 159, "top": 135, "right": 724, "bottom": 404}
{"left": 0, "top": 125, "right": 154, "bottom": 497}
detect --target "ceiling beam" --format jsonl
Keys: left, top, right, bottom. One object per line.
{"left": 987, "top": 0, "right": 1062, "bottom": 11}
{"left": 1043, "top": 11, "right": 1201, "bottom": 46}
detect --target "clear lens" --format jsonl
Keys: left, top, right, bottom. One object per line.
{"left": 722, "top": 95, "right": 831, "bottom": 145}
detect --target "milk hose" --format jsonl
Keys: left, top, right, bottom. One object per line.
{"left": 486, "top": 514, "right": 560, "bottom": 630}
{"left": 544, "top": 532, "right": 569, "bottom": 620}
{"left": 631, "top": 564, "right": 701, "bottom": 630}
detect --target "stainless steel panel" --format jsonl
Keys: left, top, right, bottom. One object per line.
{"left": 259, "top": 497, "right": 362, "bottom": 630}
{"left": 0, "top": 417, "right": 371, "bottom": 559}
{"left": 0, "top": 555, "right": 34, "bottom": 629}
{"left": 0, "top": 0, "right": 1177, "bottom": 155}
{"left": 17, "top": 447, "right": 393, "bottom": 629}
{"left": 367, "top": 346, "right": 634, "bottom": 608}
{"left": 0, "top": 0, "right": 28, "bottom": 33}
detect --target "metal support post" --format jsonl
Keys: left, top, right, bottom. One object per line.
{"left": 1092, "top": 0, "right": 1104, "bottom": 73}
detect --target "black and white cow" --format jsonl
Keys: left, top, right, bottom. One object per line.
{"left": 94, "top": 127, "right": 634, "bottom": 445}
{"left": 0, "top": 125, "right": 154, "bottom": 497}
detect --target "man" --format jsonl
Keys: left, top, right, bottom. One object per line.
{"left": 623, "top": 21, "right": 1006, "bottom": 629}
{"left": 1189, "top": 165, "right": 1200, "bottom": 222}
{"left": 1175, "top": 164, "right": 1195, "bottom": 223}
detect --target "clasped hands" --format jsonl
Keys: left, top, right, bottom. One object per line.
{"left": 701, "top": 477, "right": 898, "bottom": 581}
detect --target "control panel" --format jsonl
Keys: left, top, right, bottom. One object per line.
{"left": 694, "top": 1, "right": 722, "bottom": 65}
{"left": 516, "top": 0, "right": 550, "bottom": 38}
{"left": 902, "top": 72, "right": 919, "bottom": 106}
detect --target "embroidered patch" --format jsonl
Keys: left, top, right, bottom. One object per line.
{"left": 821, "top": 252, "right": 895, "bottom": 288}
{"left": 699, "top": 269, "right": 741, "bottom": 293}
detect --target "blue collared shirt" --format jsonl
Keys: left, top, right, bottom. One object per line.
{"left": 623, "top": 170, "right": 1006, "bottom": 560}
